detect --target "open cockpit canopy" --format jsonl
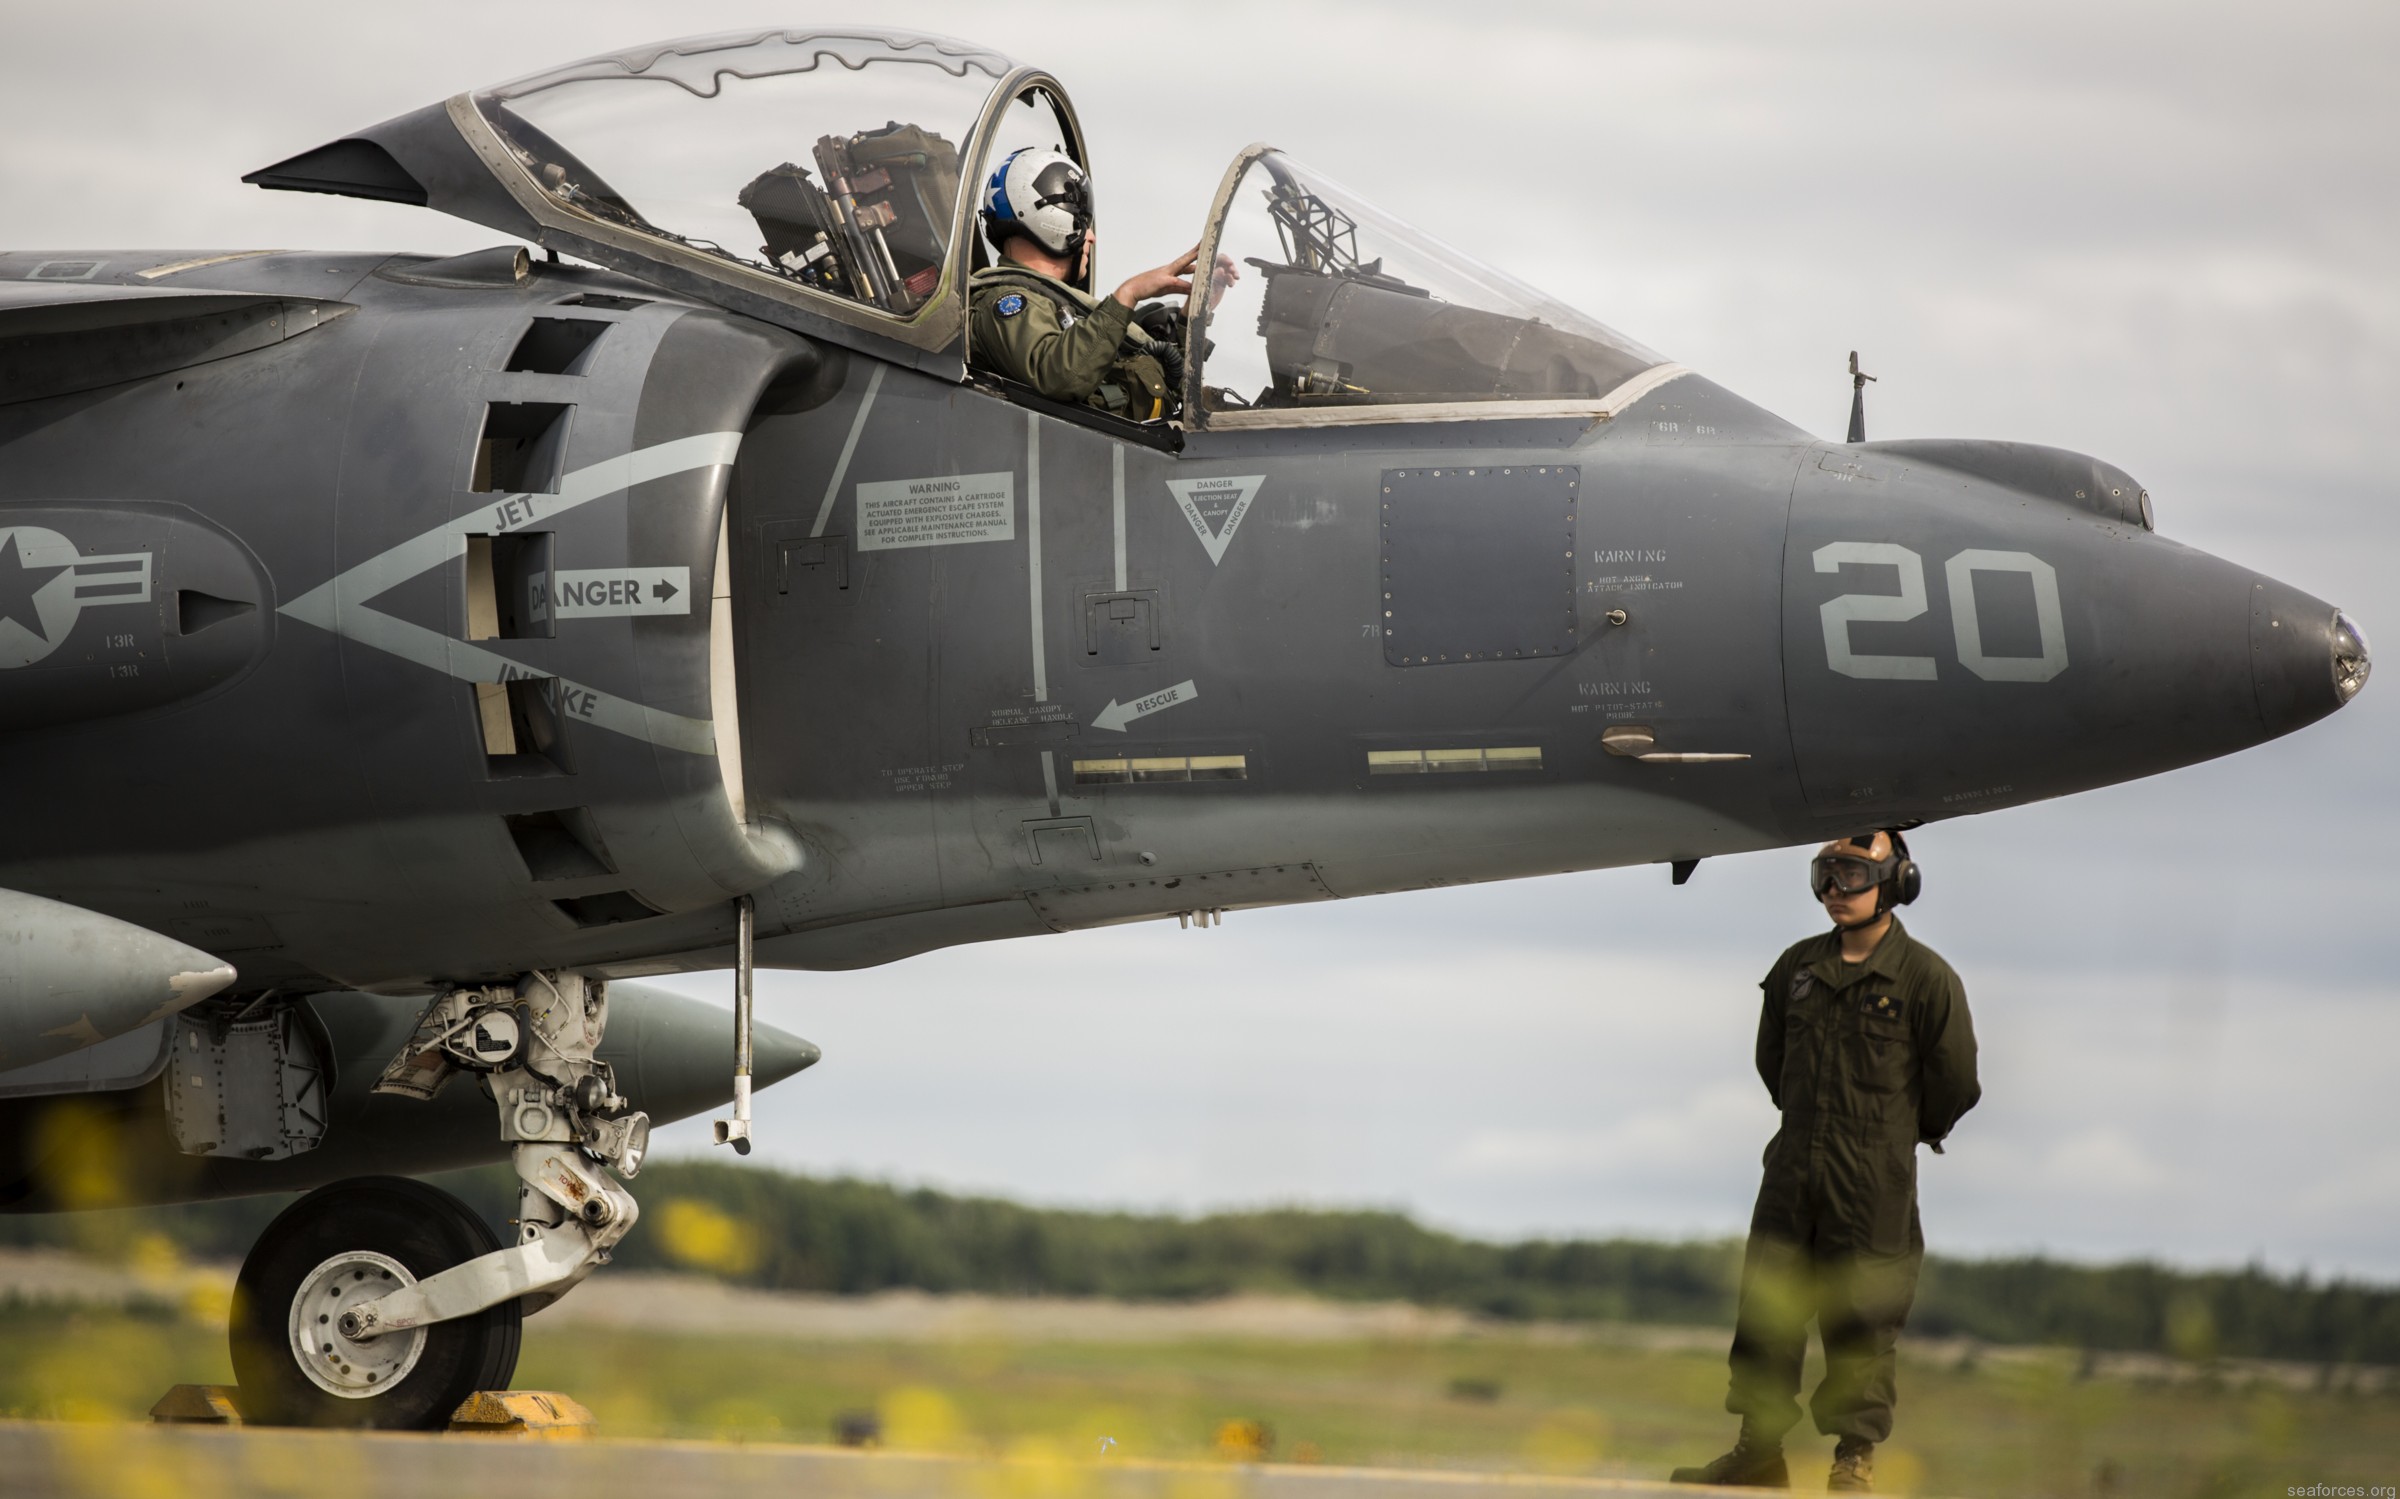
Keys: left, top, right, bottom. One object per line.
{"left": 1184, "top": 148, "right": 1671, "bottom": 428}
{"left": 473, "top": 31, "right": 1007, "bottom": 321}
{"left": 249, "top": 32, "right": 1677, "bottom": 420}
{"left": 249, "top": 28, "right": 1083, "bottom": 377}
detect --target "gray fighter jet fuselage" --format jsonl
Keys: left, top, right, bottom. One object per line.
{"left": 0, "top": 246, "right": 2356, "bottom": 996}
{"left": 0, "top": 26, "right": 2367, "bottom": 1430}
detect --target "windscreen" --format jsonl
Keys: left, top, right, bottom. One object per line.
{"left": 1196, "top": 152, "right": 1664, "bottom": 415}
{"left": 475, "top": 30, "right": 1013, "bottom": 318}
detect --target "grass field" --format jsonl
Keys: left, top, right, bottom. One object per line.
{"left": 2, "top": 1288, "right": 2394, "bottom": 1499}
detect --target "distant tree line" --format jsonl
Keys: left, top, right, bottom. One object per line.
{"left": 6, "top": 1159, "right": 2396, "bottom": 1366}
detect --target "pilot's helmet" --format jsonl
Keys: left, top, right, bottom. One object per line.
{"left": 982, "top": 147, "right": 1091, "bottom": 260}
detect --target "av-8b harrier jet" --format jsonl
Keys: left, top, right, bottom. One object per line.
{"left": 0, "top": 28, "right": 2368, "bottom": 1427}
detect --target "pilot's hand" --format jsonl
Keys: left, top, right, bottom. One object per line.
{"left": 1112, "top": 245, "right": 1201, "bottom": 309}
{"left": 1204, "top": 252, "right": 1239, "bottom": 311}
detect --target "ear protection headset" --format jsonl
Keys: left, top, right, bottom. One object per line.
{"left": 1845, "top": 829, "right": 1921, "bottom": 910}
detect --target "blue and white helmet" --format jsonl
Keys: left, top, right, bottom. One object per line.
{"left": 980, "top": 147, "right": 1091, "bottom": 259}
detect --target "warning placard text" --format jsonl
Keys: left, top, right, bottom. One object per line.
{"left": 857, "top": 472, "right": 1016, "bottom": 552}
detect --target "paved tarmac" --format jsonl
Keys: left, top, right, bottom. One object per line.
{"left": 0, "top": 1421, "right": 1762, "bottom": 1499}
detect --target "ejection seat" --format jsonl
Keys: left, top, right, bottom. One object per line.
{"left": 738, "top": 123, "right": 963, "bottom": 315}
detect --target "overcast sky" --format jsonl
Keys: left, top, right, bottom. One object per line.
{"left": 8, "top": 2, "right": 2397, "bottom": 1276}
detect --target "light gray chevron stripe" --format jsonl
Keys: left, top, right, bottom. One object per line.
{"left": 280, "top": 431, "right": 744, "bottom": 756}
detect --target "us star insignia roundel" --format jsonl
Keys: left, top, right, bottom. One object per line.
{"left": 0, "top": 526, "right": 156, "bottom": 669}
{"left": 995, "top": 293, "right": 1026, "bottom": 317}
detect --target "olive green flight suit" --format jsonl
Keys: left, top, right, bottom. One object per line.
{"left": 1727, "top": 918, "right": 1979, "bottom": 1445}
{"left": 968, "top": 264, "right": 1172, "bottom": 418}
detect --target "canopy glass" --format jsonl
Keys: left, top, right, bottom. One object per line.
{"left": 1189, "top": 151, "right": 1666, "bottom": 422}
{"left": 475, "top": 30, "right": 1022, "bottom": 321}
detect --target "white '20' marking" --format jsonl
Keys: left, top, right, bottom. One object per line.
{"left": 1945, "top": 550, "right": 2068, "bottom": 682}
{"left": 1815, "top": 543, "right": 2069, "bottom": 683}
{"left": 1815, "top": 542, "right": 1937, "bottom": 680}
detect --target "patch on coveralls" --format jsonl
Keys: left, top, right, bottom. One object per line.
{"left": 995, "top": 293, "right": 1026, "bottom": 317}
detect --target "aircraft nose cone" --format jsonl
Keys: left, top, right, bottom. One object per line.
{"left": 2250, "top": 578, "right": 2365, "bottom": 736}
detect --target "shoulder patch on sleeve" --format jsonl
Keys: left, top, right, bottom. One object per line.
{"left": 995, "top": 293, "right": 1026, "bottom": 318}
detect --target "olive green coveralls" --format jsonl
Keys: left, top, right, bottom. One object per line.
{"left": 1729, "top": 918, "right": 1979, "bottom": 1444}
{"left": 968, "top": 264, "right": 1172, "bottom": 418}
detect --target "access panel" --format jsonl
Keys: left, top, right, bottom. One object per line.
{"left": 1380, "top": 465, "right": 1579, "bottom": 666}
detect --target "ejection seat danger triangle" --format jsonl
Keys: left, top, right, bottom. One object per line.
{"left": 1166, "top": 475, "right": 1264, "bottom": 565}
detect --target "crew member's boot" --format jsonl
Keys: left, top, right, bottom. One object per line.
{"left": 1668, "top": 1425, "right": 1790, "bottom": 1488}
{"left": 1827, "top": 1435, "right": 1876, "bottom": 1492}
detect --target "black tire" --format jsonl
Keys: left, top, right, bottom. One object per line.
{"left": 230, "top": 1176, "right": 522, "bottom": 1429}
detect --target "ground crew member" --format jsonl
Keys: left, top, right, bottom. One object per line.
{"left": 968, "top": 147, "right": 1232, "bottom": 420}
{"left": 1671, "top": 829, "right": 1979, "bottom": 1493}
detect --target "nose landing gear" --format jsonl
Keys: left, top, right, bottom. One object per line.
{"left": 228, "top": 970, "right": 645, "bottom": 1427}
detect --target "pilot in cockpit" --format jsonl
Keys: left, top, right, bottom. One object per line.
{"left": 968, "top": 148, "right": 1233, "bottom": 421}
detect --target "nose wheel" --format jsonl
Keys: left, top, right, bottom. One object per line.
{"left": 230, "top": 1177, "right": 522, "bottom": 1428}
{"left": 291, "top": 1250, "right": 426, "bottom": 1395}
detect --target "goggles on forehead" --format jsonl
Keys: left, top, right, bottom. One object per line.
{"left": 1810, "top": 851, "right": 1898, "bottom": 898}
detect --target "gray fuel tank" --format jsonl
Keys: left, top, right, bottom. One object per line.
{"left": 0, "top": 889, "right": 234, "bottom": 1069}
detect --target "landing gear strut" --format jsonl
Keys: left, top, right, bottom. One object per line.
{"left": 229, "top": 971, "right": 648, "bottom": 1428}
